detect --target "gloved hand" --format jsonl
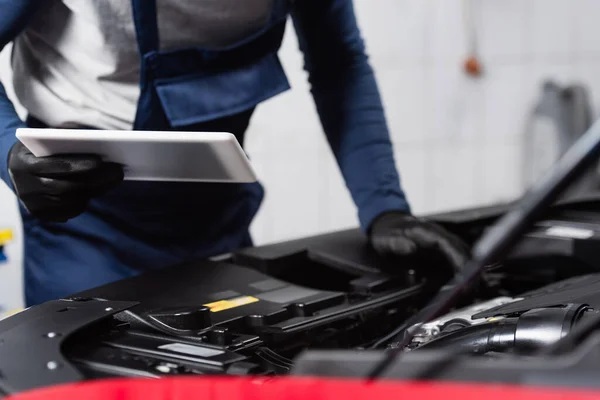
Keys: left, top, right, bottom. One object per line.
{"left": 369, "top": 211, "right": 470, "bottom": 274}
{"left": 8, "top": 141, "right": 124, "bottom": 222}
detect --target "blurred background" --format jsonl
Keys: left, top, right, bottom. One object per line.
{"left": 1, "top": 0, "right": 599, "bottom": 310}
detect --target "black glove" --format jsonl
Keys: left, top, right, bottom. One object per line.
{"left": 8, "top": 141, "right": 124, "bottom": 222}
{"left": 369, "top": 212, "right": 470, "bottom": 274}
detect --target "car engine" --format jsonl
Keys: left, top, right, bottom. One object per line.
{"left": 4, "top": 199, "right": 600, "bottom": 395}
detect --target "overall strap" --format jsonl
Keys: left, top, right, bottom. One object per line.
{"left": 130, "top": 0, "right": 160, "bottom": 56}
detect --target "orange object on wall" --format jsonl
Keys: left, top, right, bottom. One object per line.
{"left": 464, "top": 56, "right": 483, "bottom": 77}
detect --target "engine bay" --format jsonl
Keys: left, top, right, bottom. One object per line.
{"left": 4, "top": 198, "right": 600, "bottom": 394}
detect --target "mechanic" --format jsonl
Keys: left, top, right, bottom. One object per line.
{"left": 0, "top": 0, "right": 469, "bottom": 306}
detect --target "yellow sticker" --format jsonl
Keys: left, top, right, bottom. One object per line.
{"left": 0, "top": 230, "right": 13, "bottom": 246}
{"left": 203, "top": 296, "right": 259, "bottom": 312}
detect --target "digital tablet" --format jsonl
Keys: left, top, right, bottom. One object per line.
{"left": 15, "top": 128, "right": 258, "bottom": 183}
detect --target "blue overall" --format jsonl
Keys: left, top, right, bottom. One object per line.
{"left": 0, "top": 0, "right": 411, "bottom": 306}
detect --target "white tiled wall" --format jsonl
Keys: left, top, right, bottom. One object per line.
{"left": 2, "top": 0, "right": 600, "bottom": 307}
{"left": 246, "top": 0, "right": 600, "bottom": 245}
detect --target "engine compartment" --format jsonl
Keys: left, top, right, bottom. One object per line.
{"left": 64, "top": 259, "right": 421, "bottom": 378}
{"left": 4, "top": 198, "right": 600, "bottom": 394}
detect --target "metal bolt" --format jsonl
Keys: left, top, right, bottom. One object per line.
{"left": 105, "top": 307, "right": 114, "bottom": 312}
{"left": 47, "top": 361, "right": 60, "bottom": 370}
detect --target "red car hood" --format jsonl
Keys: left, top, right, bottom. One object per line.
{"left": 7, "top": 377, "right": 600, "bottom": 400}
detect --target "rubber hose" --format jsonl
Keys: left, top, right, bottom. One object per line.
{"left": 416, "top": 319, "right": 518, "bottom": 354}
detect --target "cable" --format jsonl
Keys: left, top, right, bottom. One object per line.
{"left": 365, "top": 116, "right": 600, "bottom": 382}
{"left": 368, "top": 322, "right": 409, "bottom": 350}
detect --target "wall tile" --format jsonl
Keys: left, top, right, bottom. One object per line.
{"left": 424, "top": 65, "right": 484, "bottom": 142}
{"left": 246, "top": 88, "right": 325, "bottom": 154}
{"left": 428, "top": 0, "right": 468, "bottom": 63}
{"left": 243, "top": 122, "right": 272, "bottom": 157}
{"left": 377, "top": 67, "right": 426, "bottom": 145}
{"left": 482, "top": 65, "right": 527, "bottom": 139}
{"left": 476, "top": 140, "right": 525, "bottom": 205}
{"left": 394, "top": 146, "right": 428, "bottom": 214}
{"left": 354, "top": 0, "right": 430, "bottom": 65}
{"left": 531, "top": 0, "right": 573, "bottom": 59}
{"left": 262, "top": 152, "right": 323, "bottom": 243}
{"left": 573, "top": 0, "right": 600, "bottom": 54}
{"left": 478, "top": 0, "right": 531, "bottom": 61}
{"left": 426, "top": 144, "right": 479, "bottom": 213}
